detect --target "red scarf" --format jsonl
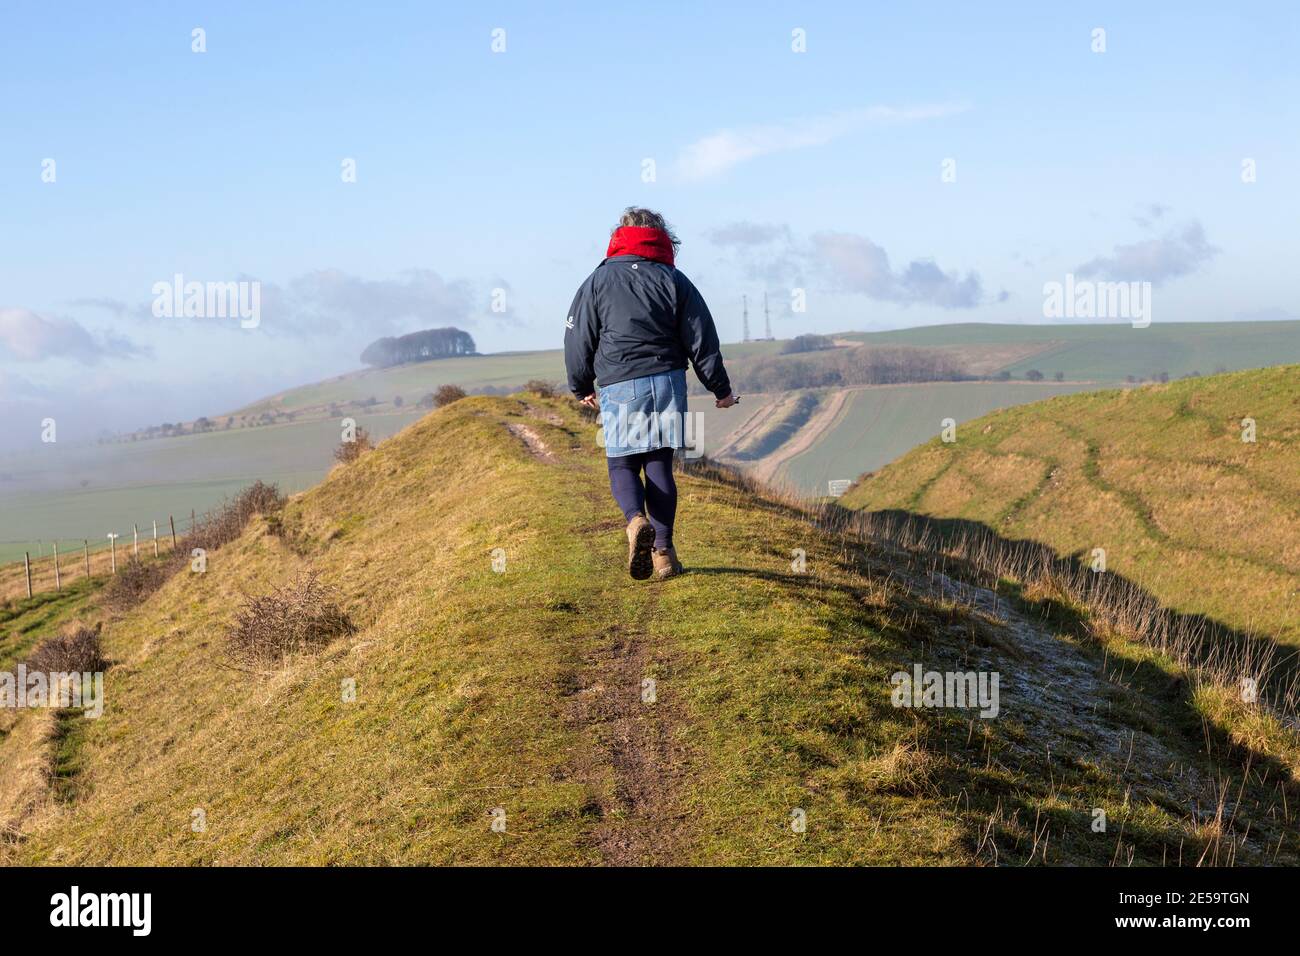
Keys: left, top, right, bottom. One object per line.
{"left": 605, "top": 226, "right": 675, "bottom": 266}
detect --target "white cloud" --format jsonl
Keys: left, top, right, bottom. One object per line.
{"left": 0, "top": 308, "right": 147, "bottom": 363}
{"left": 812, "top": 232, "right": 985, "bottom": 308}
{"left": 270, "top": 268, "right": 476, "bottom": 336}
{"left": 74, "top": 269, "right": 481, "bottom": 339}
{"left": 673, "top": 104, "right": 965, "bottom": 181}
{"left": 705, "top": 223, "right": 989, "bottom": 308}
{"left": 1075, "top": 221, "right": 1219, "bottom": 286}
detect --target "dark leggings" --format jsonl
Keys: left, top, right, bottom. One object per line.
{"left": 607, "top": 448, "right": 676, "bottom": 549}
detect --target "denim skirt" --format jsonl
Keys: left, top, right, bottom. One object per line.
{"left": 599, "top": 368, "right": 689, "bottom": 458}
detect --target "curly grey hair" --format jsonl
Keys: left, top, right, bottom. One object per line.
{"left": 615, "top": 206, "right": 681, "bottom": 253}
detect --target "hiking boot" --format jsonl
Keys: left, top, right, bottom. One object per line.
{"left": 652, "top": 546, "right": 683, "bottom": 580}
{"left": 626, "top": 515, "right": 655, "bottom": 580}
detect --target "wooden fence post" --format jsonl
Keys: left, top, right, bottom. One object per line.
{"left": 24, "top": 552, "right": 32, "bottom": 599}
{"left": 53, "top": 542, "right": 61, "bottom": 591}
{"left": 133, "top": 524, "right": 139, "bottom": 558}
{"left": 170, "top": 515, "right": 177, "bottom": 550}
{"left": 84, "top": 540, "right": 90, "bottom": 578}
{"left": 153, "top": 520, "right": 159, "bottom": 557}
{"left": 107, "top": 533, "right": 118, "bottom": 574}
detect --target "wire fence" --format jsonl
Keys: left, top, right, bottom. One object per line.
{"left": 0, "top": 509, "right": 212, "bottom": 604}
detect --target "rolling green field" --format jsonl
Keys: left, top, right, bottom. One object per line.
{"left": 842, "top": 320, "right": 1300, "bottom": 383}
{"left": 777, "top": 381, "right": 1098, "bottom": 495}
{"left": 0, "top": 411, "right": 420, "bottom": 565}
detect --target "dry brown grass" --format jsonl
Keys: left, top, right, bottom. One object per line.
{"left": 0, "top": 708, "right": 56, "bottom": 838}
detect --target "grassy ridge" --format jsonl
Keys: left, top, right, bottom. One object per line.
{"left": 841, "top": 366, "right": 1300, "bottom": 644}
{"left": 3, "top": 393, "right": 1298, "bottom": 864}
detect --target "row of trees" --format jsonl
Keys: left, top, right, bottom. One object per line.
{"left": 360, "top": 327, "right": 477, "bottom": 368}
{"left": 721, "top": 344, "right": 969, "bottom": 393}
{"left": 780, "top": 333, "right": 837, "bottom": 354}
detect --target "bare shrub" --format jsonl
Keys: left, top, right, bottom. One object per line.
{"left": 433, "top": 384, "right": 467, "bottom": 407}
{"left": 187, "top": 481, "right": 285, "bottom": 552}
{"left": 27, "top": 623, "right": 106, "bottom": 673}
{"left": 523, "top": 379, "right": 558, "bottom": 399}
{"left": 334, "top": 426, "right": 373, "bottom": 464}
{"left": 226, "top": 572, "right": 356, "bottom": 668}
{"left": 102, "top": 558, "right": 173, "bottom": 612}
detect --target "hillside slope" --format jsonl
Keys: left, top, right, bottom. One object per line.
{"left": 3, "top": 393, "right": 1298, "bottom": 865}
{"left": 842, "top": 366, "right": 1300, "bottom": 645}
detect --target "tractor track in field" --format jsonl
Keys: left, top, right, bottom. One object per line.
{"left": 751, "top": 387, "right": 853, "bottom": 486}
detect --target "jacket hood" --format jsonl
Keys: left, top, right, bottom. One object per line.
{"left": 605, "top": 226, "right": 675, "bottom": 266}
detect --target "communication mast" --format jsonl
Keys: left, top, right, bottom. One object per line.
{"left": 741, "top": 295, "right": 751, "bottom": 343}
{"left": 763, "top": 293, "right": 773, "bottom": 341}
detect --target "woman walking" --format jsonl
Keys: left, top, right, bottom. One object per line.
{"left": 564, "top": 207, "right": 738, "bottom": 580}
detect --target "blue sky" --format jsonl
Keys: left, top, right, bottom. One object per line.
{"left": 1, "top": 1, "right": 1296, "bottom": 443}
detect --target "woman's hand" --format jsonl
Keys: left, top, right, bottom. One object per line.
{"left": 715, "top": 393, "right": 740, "bottom": 408}
{"left": 578, "top": 393, "right": 599, "bottom": 409}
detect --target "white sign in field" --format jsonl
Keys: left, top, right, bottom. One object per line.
{"left": 827, "top": 479, "right": 852, "bottom": 497}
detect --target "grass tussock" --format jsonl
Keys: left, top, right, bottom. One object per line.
{"left": 226, "top": 572, "right": 356, "bottom": 668}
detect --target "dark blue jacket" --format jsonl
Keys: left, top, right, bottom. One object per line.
{"left": 564, "top": 255, "right": 732, "bottom": 400}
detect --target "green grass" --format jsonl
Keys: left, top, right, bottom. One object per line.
{"left": 842, "top": 365, "right": 1300, "bottom": 643}
{"left": 3, "top": 392, "right": 1297, "bottom": 865}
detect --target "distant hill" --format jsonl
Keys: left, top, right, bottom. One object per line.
{"left": 840, "top": 320, "right": 1300, "bottom": 383}
{"left": 842, "top": 365, "right": 1300, "bottom": 644}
